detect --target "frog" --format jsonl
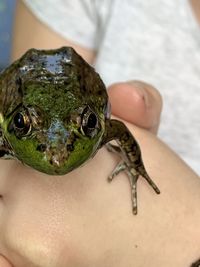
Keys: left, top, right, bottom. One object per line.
{"left": 0, "top": 47, "right": 160, "bottom": 214}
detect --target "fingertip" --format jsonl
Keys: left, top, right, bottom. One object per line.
{"left": 107, "top": 81, "right": 162, "bottom": 133}
{"left": 107, "top": 82, "right": 146, "bottom": 124}
{"left": 127, "top": 80, "right": 163, "bottom": 112}
{"left": 108, "top": 81, "right": 146, "bottom": 117}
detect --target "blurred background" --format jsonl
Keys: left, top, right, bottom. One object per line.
{"left": 0, "top": 0, "right": 16, "bottom": 71}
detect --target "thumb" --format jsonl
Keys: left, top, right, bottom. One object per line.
{"left": 107, "top": 80, "right": 163, "bottom": 134}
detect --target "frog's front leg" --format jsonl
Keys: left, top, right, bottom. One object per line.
{"left": 101, "top": 119, "right": 160, "bottom": 214}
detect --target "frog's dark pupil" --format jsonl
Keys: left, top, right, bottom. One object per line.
{"left": 14, "top": 113, "right": 25, "bottom": 128}
{"left": 87, "top": 113, "right": 97, "bottom": 128}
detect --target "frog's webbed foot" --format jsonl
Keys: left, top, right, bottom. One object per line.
{"left": 106, "top": 143, "right": 160, "bottom": 214}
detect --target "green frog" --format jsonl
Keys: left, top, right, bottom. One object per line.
{"left": 0, "top": 47, "right": 160, "bottom": 214}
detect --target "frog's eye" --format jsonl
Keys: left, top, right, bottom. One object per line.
{"left": 14, "top": 113, "right": 26, "bottom": 128}
{"left": 81, "top": 107, "right": 99, "bottom": 137}
{"left": 13, "top": 110, "right": 31, "bottom": 136}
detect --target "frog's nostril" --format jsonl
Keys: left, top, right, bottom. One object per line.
{"left": 36, "top": 144, "right": 47, "bottom": 152}
{"left": 66, "top": 143, "right": 74, "bottom": 151}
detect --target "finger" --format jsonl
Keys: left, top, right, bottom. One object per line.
{"left": 107, "top": 80, "right": 163, "bottom": 134}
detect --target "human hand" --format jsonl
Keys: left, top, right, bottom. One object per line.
{"left": 108, "top": 81, "right": 162, "bottom": 134}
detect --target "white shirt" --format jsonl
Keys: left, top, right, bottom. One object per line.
{"left": 24, "top": 0, "right": 200, "bottom": 174}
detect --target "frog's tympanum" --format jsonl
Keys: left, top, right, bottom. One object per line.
{"left": 0, "top": 47, "right": 160, "bottom": 214}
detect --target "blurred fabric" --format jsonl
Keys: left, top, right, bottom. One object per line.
{"left": 0, "top": 0, "right": 16, "bottom": 71}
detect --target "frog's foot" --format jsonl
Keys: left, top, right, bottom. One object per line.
{"left": 107, "top": 143, "right": 160, "bottom": 214}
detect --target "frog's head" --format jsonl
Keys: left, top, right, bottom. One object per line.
{"left": 3, "top": 102, "right": 105, "bottom": 175}
{"left": 3, "top": 96, "right": 107, "bottom": 175}
{"left": 0, "top": 47, "right": 109, "bottom": 175}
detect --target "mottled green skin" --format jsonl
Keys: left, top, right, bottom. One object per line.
{"left": 0, "top": 47, "right": 160, "bottom": 214}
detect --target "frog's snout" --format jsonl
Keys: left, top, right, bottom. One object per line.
{"left": 40, "top": 120, "right": 72, "bottom": 167}
{"left": 46, "top": 145, "right": 69, "bottom": 167}
{"left": 40, "top": 140, "right": 73, "bottom": 168}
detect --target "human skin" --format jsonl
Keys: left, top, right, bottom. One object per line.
{"left": 0, "top": 120, "right": 200, "bottom": 267}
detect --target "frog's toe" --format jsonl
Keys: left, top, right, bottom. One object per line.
{"left": 108, "top": 161, "right": 139, "bottom": 214}
{"left": 108, "top": 161, "right": 126, "bottom": 181}
{"left": 137, "top": 166, "right": 160, "bottom": 194}
{"left": 125, "top": 168, "right": 139, "bottom": 214}
{"left": 126, "top": 166, "right": 160, "bottom": 214}
{"left": 142, "top": 172, "right": 160, "bottom": 194}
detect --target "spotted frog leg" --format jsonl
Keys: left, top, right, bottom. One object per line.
{"left": 101, "top": 119, "right": 160, "bottom": 214}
